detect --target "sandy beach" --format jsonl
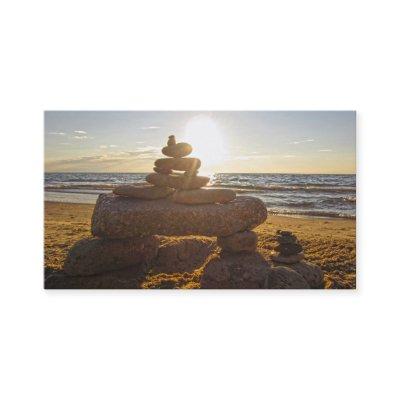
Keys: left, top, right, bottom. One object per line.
{"left": 45, "top": 201, "right": 356, "bottom": 289}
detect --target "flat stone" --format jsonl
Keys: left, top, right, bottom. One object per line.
{"left": 200, "top": 252, "right": 270, "bottom": 289}
{"left": 173, "top": 188, "right": 236, "bottom": 205}
{"left": 271, "top": 252, "right": 305, "bottom": 264}
{"left": 91, "top": 194, "right": 268, "bottom": 239}
{"left": 162, "top": 142, "right": 192, "bottom": 158}
{"left": 286, "top": 262, "right": 324, "bottom": 289}
{"left": 273, "top": 242, "right": 303, "bottom": 255}
{"left": 155, "top": 157, "right": 201, "bottom": 172}
{"left": 63, "top": 236, "right": 160, "bottom": 276}
{"left": 266, "top": 266, "right": 310, "bottom": 289}
{"left": 217, "top": 230, "right": 258, "bottom": 253}
{"left": 146, "top": 172, "right": 209, "bottom": 189}
{"left": 113, "top": 184, "right": 174, "bottom": 199}
{"left": 153, "top": 167, "right": 172, "bottom": 174}
{"left": 151, "top": 236, "right": 216, "bottom": 274}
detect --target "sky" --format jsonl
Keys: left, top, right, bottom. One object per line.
{"left": 44, "top": 111, "right": 356, "bottom": 174}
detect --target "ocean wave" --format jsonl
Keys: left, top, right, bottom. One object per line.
{"left": 210, "top": 182, "right": 356, "bottom": 193}
{"left": 269, "top": 208, "right": 356, "bottom": 219}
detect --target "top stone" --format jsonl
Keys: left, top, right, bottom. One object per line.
{"left": 91, "top": 193, "right": 267, "bottom": 239}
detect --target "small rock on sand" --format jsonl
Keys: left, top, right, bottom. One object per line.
{"left": 217, "top": 230, "right": 258, "bottom": 253}
{"left": 113, "top": 184, "right": 174, "bottom": 199}
{"left": 266, "top": 266, "right": 310, "bottom": 289}
{"left": 63, "top": 236, "right": 159, "bottom": 276}
{"left": 200, "top": 252, "right": 270, "bottom": 289}
{"left": 173, "top": 188, "right": 236, "bottom": 205}
{"left": 285, "top": 262, "right": 324, "bottom": 288}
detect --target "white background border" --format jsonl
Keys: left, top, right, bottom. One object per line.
{"left": 1, "top": 1, "right": 399, "bottom": 399}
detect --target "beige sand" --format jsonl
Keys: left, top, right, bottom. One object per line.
{"left": 44, "top": 201, "right": 356, "bottom": 289}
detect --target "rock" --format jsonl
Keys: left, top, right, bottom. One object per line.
{"left": 266, "top": 266, "right": 310, "bottom": 289}
{"left": 63, "top": 236, "right": 160, "bottom": 276}
{"left": 153, "top": 167, "right": 172, "bottom": 174}
{"left": 113, "top": 184, "right": 174, "bottom": 199}
{"left": 162, "top": 142, "right": 192, "bottom": 158}
{"left": 200, "top": 252, "right": 270, "bottom": 289}
{"left": 146, "top": 172, "right": 210, "bottom": 190}
{"left": 151, "top": 236, "right": 216, "bottom": 274}
{"left": 167, "top": 135, "right": 176, "bottom": 146}
{"left": 285, "top": 262, "right": 324, "bottom": 289}
{"left": 45, "top": 266, "right": 147, "bottom": 289}
{"left": 274, "top": 242, "right": 303, "bottom": 255}
{"left": 217, "top": 230, "right": 258, "bottom": 253}
{"left": 271, "top": 252, "right": 305, "bottom": 264}
{"left": 172, "top": 188, "right": 236, "bottom": 205}
{"left": 92, "top": 194, "right": 268, "bottom": 239}
{"left": 275, "top": 230, "right": 298, "bottom": 244}
{"left": 184, "top": 170, "right": 198, "bottom": 177}
{"left": 155, "top": 157, "right": 201, "bottom": 172}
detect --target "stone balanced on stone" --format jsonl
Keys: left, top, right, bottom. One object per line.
{"left": 266, "top": 230, "right": 325, "bottom": 289}
{"left": 59, "top": 134, "right": 269, "bottom": 287}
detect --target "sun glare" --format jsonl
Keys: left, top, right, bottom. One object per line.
{"left": 183, "top": 116, "right": 226, "bottom": 172}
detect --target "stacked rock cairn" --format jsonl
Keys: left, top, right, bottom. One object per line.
{"left": 49, "top": 134, "right": 324, "bottom": 289}
{"left": 267, "top": 230, "right": 325, "bottom": 289}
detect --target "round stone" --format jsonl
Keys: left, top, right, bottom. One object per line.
{"left": 285, "top": 262, "right": 324, "bottom": 289}
{"left": 266, "top": 266, "right": 310, "bottom": 289}
{"left": 274, "top": 242, "right": 303, "bottom": 255}
{"left": 217, "top": 230, "right": 258, "bottom": 253}
{"left": 146, "top": 172, "right": 209, "bottom": 190}
{"left": 271, "top": 252, "right": 305, "bottom": 264}
{"left": 153, "top": 167, "right": 172, "bottom": 174}
{"left": 151, "top": 237, "right": 216, "bottom": 274}
{"left": 200, "top": 252, "right": 270, "bottom": 289}
{"left": 91, "top": 194, "right": 268, "bottom": 239}
{"left": 155, "top": 157, "right": 201, "bottom": 172}
{"left": 63, "top": 236, "right": 160, "bottom": 276}
{"left": 113, "top": 184, "right": 174, "bottom": 199}
{"left": 172, "top": 188, "right": 236, "bottom": 205}
{"left": 162, "top": 142, "right": 192, "bottom": 158}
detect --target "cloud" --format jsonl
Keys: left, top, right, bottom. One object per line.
{"left": 318, "top": 149, "right": 332, "bottom": 152}
{"left": 99, "top": 144, "right": 118, "bottom": 149}
{"left": 141, "top": 126, "right": 160, "bottom": 130}
{"left": 48, "top": 132, "right": 66, "bottom": 135}
{"left": 109, "top": 144, "right": 118, "bottom": 148}
{"left": 72, "top": 135, "right": 90, "bottom": 140}
{"left": 74, "top": 130, "right": 87, "bottom": 134}
{"left": 60, "top": 142, "right": 71, "bottom": 146}
{"left": 289, "top": 139, "right": 314, "bottom": 145}
{"left": 234, "top": 154, "right": 270, "bottom": 161}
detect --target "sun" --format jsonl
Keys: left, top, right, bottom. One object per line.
{"left": 183, "top": 116, "right": 226, "bottom": 172}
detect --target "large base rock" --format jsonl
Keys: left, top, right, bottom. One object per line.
{"left": 266, "top": 266, "right": 310, "bottom": 289}
{"left": 200, "top": 252, "right": 270, "bottom": 289}
{"left": 92, "top": 194, "right": 268, "bottom": 239}
{"left": 152, "top": 237, "right": 216, "bottom": 274}
{"left": 64, "top": 236, "right": 159, "bottom": 276}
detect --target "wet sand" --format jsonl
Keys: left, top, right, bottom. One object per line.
{"left": 44, "top": 201, "right": 356, "bottom": 289}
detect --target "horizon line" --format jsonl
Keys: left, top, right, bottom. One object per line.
{"left": 45, "top": 171, "right": 356, "bottom": 175}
